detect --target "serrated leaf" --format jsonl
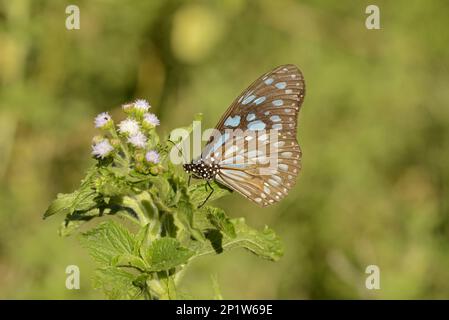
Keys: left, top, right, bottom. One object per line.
{"left": 95, "top": 168, "right": 132, "bottom": 197}
{"left": 58, "top": 208, "right": 102, "bottom": 236}
{"left": 188, "top": 180, "right": 232, "bottom": 207}
{"left": 134, "top": 223, "right": 151, "bottom": 255}
{"left": 44, "top": 166, "right": 98, "bottom": 219}
{"left": 58, "top": 220, "right": 86, "bottom": 237}
{"left": 148, "top": 175, "right": 174, "bottom": 204}
{"left": 93, "top": 267, "right": 143, "bottom": 300}
{"left": 197, "top": 206, "right": 236, "bottom": 238}
{"left": 44, "top": 189, "right": 98, "bottom": 219}
{"left": 44, "top": 193, "right": 77, "bottom": 218}
{"left": 142, "top": 238, "right": 194, "bottom": 272}
{"left": 80, "top": 220, "right": 136, "bottom": 265}
{"left": 174, "top": 190, "right": 206, "bottom": 242}
{"left": 194, "top": 218, "right": 283, "bottom": 261}
{"left": 112, "top": 253, "right": 148, "bottom": 271}
{"left": 231, "top": 218, "right": 283, "bottom": 260}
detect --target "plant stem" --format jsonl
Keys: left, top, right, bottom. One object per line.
{"left": 110, "top": 126, "right": 131, "bottom": 163}
{"left": 122, "top": 193, "right": 176, "bottom": 300}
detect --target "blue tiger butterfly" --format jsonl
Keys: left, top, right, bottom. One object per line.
{"left": 183, "top": 64, "right": 305, "bottom": 207}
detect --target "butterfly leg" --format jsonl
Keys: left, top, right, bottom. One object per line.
{"left": 198, "top": 181, "right": 214, "bottom": 208}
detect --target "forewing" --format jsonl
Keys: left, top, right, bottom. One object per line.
{"left": 202, "top": 64, "right": 305, "bottom": 206}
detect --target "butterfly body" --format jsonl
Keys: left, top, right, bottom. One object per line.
{"left": 185, "top": 64, "right": 305, "bottom": 207}
{"left": 183, "top": 160, "right": 220, "bottom": 180}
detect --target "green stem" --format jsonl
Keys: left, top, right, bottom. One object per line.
{"left": 109, "top": 126, "right": 131, "bottom": 164}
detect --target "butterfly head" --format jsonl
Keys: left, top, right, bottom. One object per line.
{"left": 183, "top": 159, "right": 220, "bottom": 180}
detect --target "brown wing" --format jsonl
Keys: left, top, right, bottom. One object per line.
{"left": 202, "top": 64, "right": 305, "bottom": 206}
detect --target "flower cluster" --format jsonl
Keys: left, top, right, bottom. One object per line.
{"left": 91, "top": 99, "right": 162, "bottom": 174}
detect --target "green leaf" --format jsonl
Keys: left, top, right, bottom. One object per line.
{"left": 44, "top": 189, "right": 98, "bottom": 219}
{"left": 44, "top": 166, "right": 98, "bottom": 219}
{"left": 203, "top": 206, "right": 236, "bottom": 238}
{"left": 58, "top": 220, "right": 84, "bottom": 237}
{"left": 112, "top": 253, "right": 148, "bottom": 271}
{"left": 80, "top": 220, "right": 136, "bottom": 265}
{"left": 44, "top": 193, "right": 77, "bottom": 218}
{"left": 194, "top": 218, "right": 283, "bottom": 261}
{"left": 80, "top": 221, "right": 153, "bottom": 299}
{"left": 93, "top": 267, "right": 143, "bottom": 300}
{"left": 95, "top": 167, "right": 132, "bottom": 197}
{"left": 174, "top": 189, "right": 206, "bottom": 242}
{"left": 58, "top": 208, "right": 102, "bottom": 237}
{"left": 231, "top": 218, "right": 283, "bottom": 260}
{"left": 142, "top": 238, "right": 194, "bottom": 272}
{"left": 134, "top": 223, "right": 151, "bottom": 255}
{"left": 188, "top": 180, "right": 232, "bottom": 207}
{"left": 148, "top": 175, "right": 174, "bottom": 204}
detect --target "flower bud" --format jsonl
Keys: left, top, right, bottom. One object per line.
{"left": 150, "top": 166, "right": 160, "bottom": 175}
{"left": 134, "top": 151, "right": 145, "bottom": 162}
{"left": 135, "top": 162, "right": 146, "bottom": 173}
{"left": 110, "top": 138, "right": 121, "bottom": 148}
{"left": 92, "top": 135, "right": 105, "bottom": 144}
{"left": 122, "top": 103, "right": 134, "bottom": 115}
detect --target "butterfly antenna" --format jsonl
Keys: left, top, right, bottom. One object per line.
{"left": 167, "top": 138, "right": 189, "bottom": 164}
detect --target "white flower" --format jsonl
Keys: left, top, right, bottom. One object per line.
{"left": 118, "top": 118, "right": 140, "bottom": 136}
{"left": 128, "top": 131, "right": 147, "bottom": 148}
{"left": 134, "top": 99, "right": 150, "bottom": 112}
{"left": 94, "top": 112, "right": 112, "bottom": 128}
{"left": 145, "top": 150, "right": 160, "bottom": 164}
{"left": 143, "top": 113, "right": 160, "bottom": 126}
{"left": 92, "top": 139, "right": 114, "bottom": 158}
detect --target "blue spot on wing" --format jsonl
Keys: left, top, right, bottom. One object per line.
{"left": 275, "top": 82, "right": 287, "bottom": 89}
{"left": 221, "top": 163, "right": 246, "bottom": 168}
{"left": 224, "top": 115, "right": 241, "bottom": 127}
{"left": 246, "top": 113, "right": 256, "bottom": 121}
{"left": 254, "top": 96, "right": 266, "bottom": 105}
{"left": 242, "top": 95, "right": 256, "bottom": 105}
{"left": 248, "top": 120, "right": 266, "bottom": 131}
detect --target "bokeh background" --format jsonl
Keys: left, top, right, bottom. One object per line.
{"left": 1, "top": 0, "right": 449, "bottom": 299}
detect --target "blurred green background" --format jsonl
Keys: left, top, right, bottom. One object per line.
{"left": 1, "top": 0, "right": 449, "bottom": 299}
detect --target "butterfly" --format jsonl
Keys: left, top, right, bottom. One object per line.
{"left": 183, "top": 64, "right": 305, "bottom": 207}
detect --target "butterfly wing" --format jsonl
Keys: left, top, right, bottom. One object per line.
{"left": 202, "top": 64, "right": 305, "bottom": 206}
